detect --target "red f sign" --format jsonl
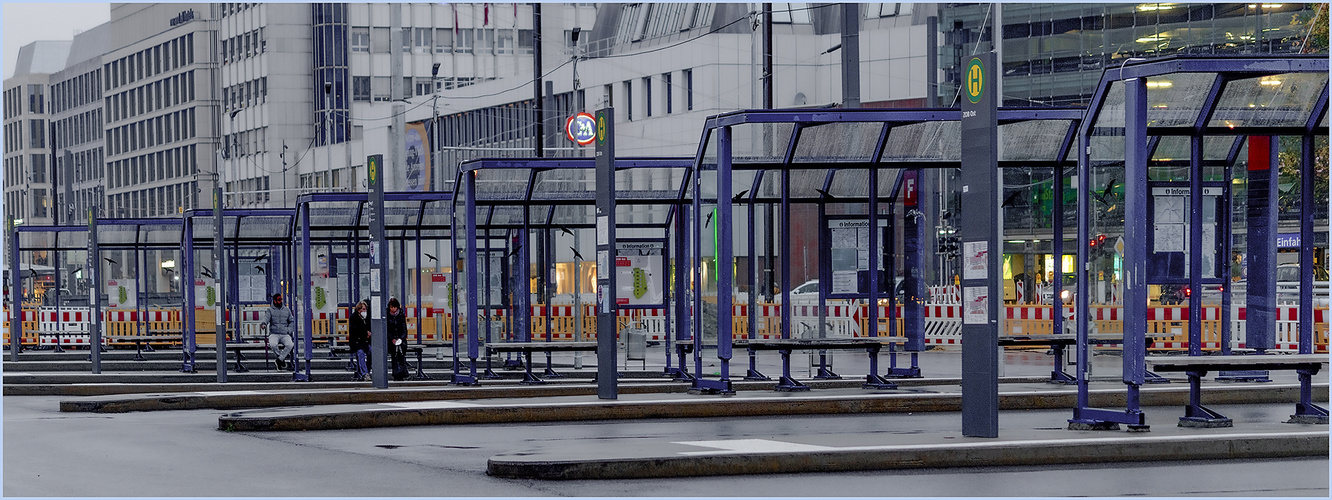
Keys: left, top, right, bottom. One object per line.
{"left": 903, "top": 171, "right": 918, "bottom": 207}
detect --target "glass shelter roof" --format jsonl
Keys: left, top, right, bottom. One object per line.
{"left": 293, "top": 192, "right": 455, "bottom": 241}
{"left": 453, "top": 158, "right": 695, "bottom": 229}
{"left": 694, "top": 107, "right": 1084, "bottom": 203}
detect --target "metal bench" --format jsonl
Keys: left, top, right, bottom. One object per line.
{"left": 734, "top": 337, "right": 907, "bottom": 391}
{"left": 484, "top": 341, "right": 598, "bottom": 384}
{"left": 998, "top": 334, "right": 1168, "bottom": 384}
{"left": 1146, "top": 353, "right": 1329, "bottom": 427}
{"left": 32, "top": 328, "right": 88, "bottom": 353}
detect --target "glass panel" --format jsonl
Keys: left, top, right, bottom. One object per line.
{"left": 1209, "top": 72, "right": 1327, "bottom": 128}
{"left": 1088, "top": 133, "right": 1124, "bottom": 163}
{"left": 307, "top": 205, "right": 358, "bottom": 228}
{"left": 1151, "top": 136, "right": 1189, "bottom": 161}
{"left": 142, "top": 225, "right": 180, "bottom": 244}
{"left": 549, "top": 205, "right": 592, "bottom": 227}
{"left": 99, "top": 225, "right": 137, "bottom": 245}
{"left": 1145, "top": 72, "right": 1216, "bottom": 127}
{"left": 999, "top": 119, "right": 1072, "bottom": 162}
{"left": 473, "top": 168, "right": 531, "bottom": 200}
{"left": 238, "top": 215, "right": 291, "bottom": 239}
{"left": 532, "top": 168, "right": 595, "bottom": 201}
{"left": 730, "top": 122, "right": 794, "bottom": 164}
{"left": 792, "top": 122, "right": 882, "bottom": 163}
{"left": 56, "top": 231, "right": 89, "bottom": 249}
{"left": 788, "top": 169, "right": 831, "bottom": 199}
{"left": 881, "top": 121, "right": 960, "bottom": 162}
{"left": 1146, "top": 135, "right": 1242, "bottom": 164}
{"left": 616, "top": 204, "right": 673, "bottom": 226}
{"left": 1094, "top": 80, "right": 1126, "bottom": 130}
{"left": 877, "top": 168, "right": 901, "bottom": 199}
{"left": 385, "top": 205, "right": 416, "bottom": 228}
{"left": 828, "top": 169, "right": 870, "bottom": 198}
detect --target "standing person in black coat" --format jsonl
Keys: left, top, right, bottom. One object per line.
{"left": 386, "top": 297, "right": 409, "bottom": 381}
{"left": 348, "top": 300, "right": 371, "bottom": 381}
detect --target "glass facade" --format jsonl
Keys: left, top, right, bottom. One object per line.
{"left": 312, "top": 3, "right": 350, "bottom": 145}
{"left": 939, "top": 3, "right": 1321, "bottom": 107}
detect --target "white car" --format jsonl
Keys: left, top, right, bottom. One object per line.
{"left": 1276, "top": 264, "right": 1331, "bottom": 307}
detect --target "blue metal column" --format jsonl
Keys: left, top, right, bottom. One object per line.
{"left": 298, "top": 205, "right": 314, "bottom": 381}
{"left": 457, "top": 170, "right": 480, "bottom": 385}
{"left": 745, "top": 186, "right": 764, "bottom": 380}
{"left": 212, "top": 190, "right": 228, "bottom": 382}
{"left": 1188, "top": 136, "right": 1203, "bottom": 356}
{"left": 865, "top": 167, "right": 894, "bottom": 388}
{"left": 1221, "top": 143, "right": 1234, "bottom": 356}
{"left": 898, "top": 169, "right": 924, "bottom": 375}
{"left": 709, "top": 125, "right": 734, "bottom": 393}
{"left": 1299, "top": 134, "right": 1314, "bottom": 354}
{"left": 672, "top": 207, "right": 691, "bottom": 380}
{"left": 1119, "top": 75, "right": 1148, "bottom": 424}
{"left": 692, "top": 159, "right": 705, "bottom": 383}
{"left": 1053, "top": 164, "right": 1067, "bottom": 364}
{"left": 415, "top": 229, "right": 423, "bottom": 344}
{"left": 1244, "top": 136, "right": 1277, "bottom": 353}
{"left": 181, "top": 213, "right": 196, "bottom": 372}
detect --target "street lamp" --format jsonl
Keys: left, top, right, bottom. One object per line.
{"left": 431, "top": 62, "right": 441, "bottom": 192}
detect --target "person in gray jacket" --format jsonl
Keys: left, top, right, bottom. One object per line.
{"left": 261, "top": 293, "right": 296, "bottom": 369}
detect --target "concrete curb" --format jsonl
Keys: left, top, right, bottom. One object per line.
{"left": 215, "top": 384, "right": 1328, "bottom": 431}
{"left": 485, "top": 431, "right": 1330, "bottom": 479}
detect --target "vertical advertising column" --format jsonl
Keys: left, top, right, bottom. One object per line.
{"left": 367, "top": 154, "right": 389, "bottom": 388}
{"left": 213, "top": 188, "right": 228, "bottom": 382}
{"left": 1244, "top": 136, "right": 1277, "bottom": 352}
{"left": 959, "top": 51, "right": 1000, "bottom": 438}
{"left": 594, "top": 107, "right": 618, "bottom": 399}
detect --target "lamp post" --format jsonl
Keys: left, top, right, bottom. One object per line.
{"left": 431, "top": 63, "right": 441, "bottom": 192}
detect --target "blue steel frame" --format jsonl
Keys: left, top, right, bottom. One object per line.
{"left": 1072, "top": 55, "right": 1329, "bottom": 428}
{"left": 292, "top": 192, "right": 455, "bottom": 382}
{"left": 693, "top": 107, "right": 1082, "bottom": 394}
{"left": 10, "top": 225, "right": 90, "bottom": 358}
{"left": 181, "top": 208, "right": 294, "bottom": 375}
{"left": 452, "top": 157, "right": 694, "bottom": 386}
{"left": 13, "top": 218, "right": 183, "bottom": 373}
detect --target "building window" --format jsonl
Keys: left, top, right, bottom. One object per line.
{"left": 435, "top": 28, "right": 453, "bottom": 53}
{"left": 415, "top": 78, "right": 435, "bottom": 96}
{"left": 27, "top": 84, "right": 45, "bottom": 114}
{"left": 414, "top": 28, "right": 433, "bottom": 52}
{"left": 623, "top": 80, "right": 633, "bottom": 121}
{"left": 351, "top": 27, "right": 370, "bottom": 52}
{"left": 372, "top": 77, "right": 389, "bottom": 102}
{"left": 476, "top": 29, "right": 493, "bottom": 53}
{"left": 497, "top": 30, "right": 515, "bottom": 54}
{"left": 643, "top": 76, "right": 652, "bottom": 117}
{"left": 372, "top": 27, "right": 390, "bottom": 53}
{"left": 29, "top": 120, "right": 45, "bottom": 148}
{"left": 29, "top": 154, "right": 46, "bottom": 183}
{"left": 518, "top": 29, "right": 535, "bottom": 54}
{"left": 684, "top": 69, "right": 693, "bottom": 110}
{"left": 771, "top": 3, "right": 811, "bottom": 24}
{"left": 456, "top": 29, "right": 474, "bottom": 53}
{"left": 353, "top": 76, "right": 370, "bottom": 101}
{"left": 663, "top": 73, "right": 672, "bottom": 114}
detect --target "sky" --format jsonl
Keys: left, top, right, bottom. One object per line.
{"left": 3, "top": 2, "right": 111, "bottom": 78}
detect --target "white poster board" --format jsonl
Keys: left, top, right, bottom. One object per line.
{"left": 106, "top": 280, "right": 136, "bottom": 309}
{"left": 614, "top": 241, "right": 665, "bottom": 306}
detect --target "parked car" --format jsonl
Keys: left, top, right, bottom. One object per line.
{"left": 1276, "top": 264, "right": 1331, "bottom": 307}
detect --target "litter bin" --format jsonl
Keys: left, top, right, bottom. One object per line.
{"left": 624, "top": 327, "right": 646, "bottom": 369}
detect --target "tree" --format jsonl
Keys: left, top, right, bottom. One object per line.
{"left": 1295, "top": 4, "right": 1328, "bottom": 53}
